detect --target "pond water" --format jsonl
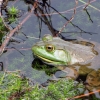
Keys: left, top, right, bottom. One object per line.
{"left": 0, "top": 0, "right": 100, "bottom": 99}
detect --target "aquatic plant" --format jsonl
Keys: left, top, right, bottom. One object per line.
{"left": 0, "top": 71, "right": 29, "bottom": 99}
{"left": 7, "top": 6, "right": 19, "bottom": 23}
{"left": 8, "top": 6, "right": 18, "bottom": 16}
{"left": 37, "top": 79, "right": 84, "bottom": 100}
{"left": 0, "top": 18, "right": 6, "bottom": 31}
{"left": 0, "top": 71, "right": 84, "bottom": 100}
{"left": 8, "top": 16, "right": 17, "bottom": 23}
{"left": 0, "top": 18, "right": 7, "bottom": 43}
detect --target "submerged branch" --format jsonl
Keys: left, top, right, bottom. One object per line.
{"left": 0, "top": 1, "right": 36, "bottom": 55}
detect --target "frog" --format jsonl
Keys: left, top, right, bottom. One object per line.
{"left": 32, "top": 34, "right": 100, "bottom": 91}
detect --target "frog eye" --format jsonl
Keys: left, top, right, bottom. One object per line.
{"left": 45, "top": 44, "right": 55, "bottom": 52}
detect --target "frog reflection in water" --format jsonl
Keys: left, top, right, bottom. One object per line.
{"left": 32, "top": 34, "right": 100, "bottom": 91}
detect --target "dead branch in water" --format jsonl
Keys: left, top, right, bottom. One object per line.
{"left": 84, "top": 0, "right": 91, "bottom": 9}
{"left": 58, "top": 0, "right": 78, "bottom": 35}
{"left": 0, "top": 0, "right": 96, "bottom": 55}
{"left": 0, "top": 0, "right": 38, "bottom": 55}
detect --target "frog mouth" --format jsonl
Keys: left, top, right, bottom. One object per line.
{"left": 34, "top": 53, "right": 67, "bottom": 65}
{"left": 36, "top": 54, "right": 56, "bottom": 63}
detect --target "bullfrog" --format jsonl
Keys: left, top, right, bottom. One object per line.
{"left": 32, "top": 34, "right": 100, "bottom": 91}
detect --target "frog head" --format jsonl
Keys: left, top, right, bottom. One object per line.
{"left": 32, "top": 34, "right": 71, "bottom": 65}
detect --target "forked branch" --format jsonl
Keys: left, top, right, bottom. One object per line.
{"left": 58, "top": 0, "right": 78, "bottom": 34}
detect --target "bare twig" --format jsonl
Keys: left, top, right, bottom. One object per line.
{"left": 0, "top": 1, "right": 37, "bottom": 55}
{"left": 38, "top": 0, "right": 95, "bottom": 16}
{"left": 73, "top": 89, "right": 100, "bottom": 99}
{"left": 35, "top": 5, "right": 56, "bottom": 36}
{"left": 35, "top": 0, "right": 96, "bottom": 36}
{"left": 84, "top": 8, "right": 93, "bottom": 23}
{"left": 79, "top": 0, "right": 100, "bottom": 12}
{"left": 83, "top": 0, "right": 91, "bottom": 9}
{"left": 58, "top": 0, "right": 78, "bottom": 34}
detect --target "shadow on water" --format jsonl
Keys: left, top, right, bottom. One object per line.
{"left": 32, "top": 58, "right": 59, "bottom": 76}
{"left": 0, "top": 0, "right": 100, "bottom": 99}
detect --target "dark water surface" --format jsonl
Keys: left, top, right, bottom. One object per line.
{"left": 0, "top": 0, "right": 100, "bottom": 98}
